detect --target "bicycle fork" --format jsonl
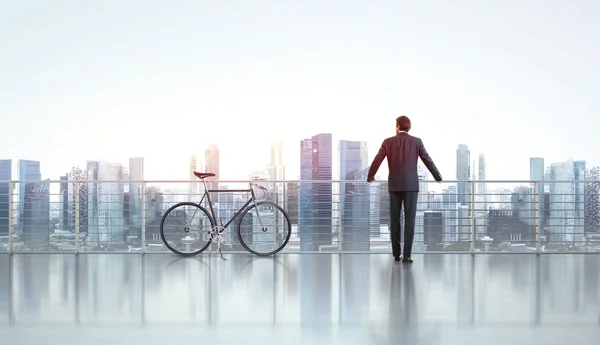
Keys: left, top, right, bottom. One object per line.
{"left": 216, "top": 218, "right": 226, "bottom": 260}
{"left": 251, "top": 200, "right": 268, "bottom": 232}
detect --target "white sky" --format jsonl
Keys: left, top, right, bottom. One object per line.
{"left": 1, "top": 0, "right": 599, "bottom": 183}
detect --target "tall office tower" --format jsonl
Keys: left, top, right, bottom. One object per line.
{"left": 286, "top": 182, "right": 299, "bottom": 225}
{"left": 188, "top": 155, "right": 202, "bottom": 203}
{"left": 585, "top": 167, "right": 600, "bottom": 233}
{"left": 549, "top": 160, "right": 576, "bottom": 243}
{"left": 573, "top": 161, "right": 586, "bottom": 237}
{"left": 477, "top": 154, "right": 487, "bottom": 208}
{"left": 86, "top": 161, "right": 99, "bottom": 242}
{"left": 87, "top": 161, "right": 126, "bottom": 245}
{"left": 378, "top": 182, "right": 389, "bottom": 235}
{"left": 511, "top": 186, "right": 536, "bottom": 227}
{"left": 369, "top": 182, "right": 380, "bottom": 238}
{"left": 143, "top": 187, "right": 165, "bottom": 243}
{"left": 299, "top": 134, "right": 332, "bottom": 251}
{"left": 442, "top": 185, "right": 458, "bottom": 242}
{"left": 205, "top": 144, "right": 220, "bottom": 204}
{"left": 530, "top": 157, "right": 545, "bottom": 225}
{"left": 22, "top": 179, "right": 50, "bottom": 249}
{"left": 424, "top": 211, "right": 444, "bottom": 251}
{"left": 417, "top": 164, "right": 429, "bottom": 212}
{"left": 128, "top": 157, "right": 144, "bottom": 239}
{"left": 339, "top": 140, "right": 370, "bottom": 251}
{"left": 475, "top": 154, "right": 488, "bottom": 235}
{"left": 17, "top": 160, "right": 41, "bottom": 235}
{"left": 268, "top": 140, "right": 285, "bottom": 180}
{"left": 299, "top": 139, "right": 313, "bottom": 250}
{"left": 59, "top": 175, "right": 69, "bottom": 232}
{"left": 456, "top": 145, "right": 470, "bottom": 205}
{"left": 0, "top": 160, "right": 11, "bottom": 236}
{"left": 68, "top": 167, "right": 88, "bottom": 236}
{"left": 267, "top": 140, "right": 286, "bottom": 210}
{"left": 339, "top": 140, "right": 368, "bottom": 216}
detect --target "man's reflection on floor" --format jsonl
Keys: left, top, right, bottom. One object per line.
{"left": 376, "top": 265, "right": 440, "bottom": 345}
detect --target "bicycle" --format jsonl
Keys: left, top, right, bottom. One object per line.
{"left": 159, "top": 172, "right": 292, "bottom": 259}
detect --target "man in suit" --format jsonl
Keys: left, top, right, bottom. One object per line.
{"left": 367, "top": 116, "right": 442, "bottom": 263}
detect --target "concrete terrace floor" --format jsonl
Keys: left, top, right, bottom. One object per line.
{"left": 0, "top": 253, "right": 599, "bottom": 345}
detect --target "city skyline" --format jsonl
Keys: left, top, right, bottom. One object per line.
{"left": 2, "top": 137, "right": 599, "bottom": 252}
{"left": 1, "top": 137, "right": 598, "bottom": 183}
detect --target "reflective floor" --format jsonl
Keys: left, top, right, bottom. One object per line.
{"left": 0, "top": 253, "right": 599, "bottom": 344}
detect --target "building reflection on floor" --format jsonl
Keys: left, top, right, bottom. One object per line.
{"left": 0, "top": 253, "right": 599, "bottom": 344}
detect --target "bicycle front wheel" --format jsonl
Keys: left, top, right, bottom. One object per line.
{"left": 160, "top": 202, "right": 215, "bottom": 256}
{"left": 237, "top": 201, "right": 291, "bottom": 256}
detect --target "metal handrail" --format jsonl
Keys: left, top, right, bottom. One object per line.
{"left": 0, "top": 179, "right": 598, "bottom": 183}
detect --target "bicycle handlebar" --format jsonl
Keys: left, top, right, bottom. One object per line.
{"left": 249, "top": 182, "right": 270, "bottom": 196}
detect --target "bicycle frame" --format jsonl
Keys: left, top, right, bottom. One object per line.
{"left": 197, "top": 178, "right": 267, "bottom": 231}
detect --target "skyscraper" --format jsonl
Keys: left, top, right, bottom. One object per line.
{"left": 0, "top": 160, "right": 11, "bottom": 237}
{"left": 205, "top": 144, "right": 220, "bottom": 203}
{"left": 86, "top": 161, "right": 99, "bottom": 240}
{"left": 477, "top": 154, "right": 487, "bottom": 209}
{"left": 87, "top": 161, "right": 125, "bottom": 245}
{"left": 188, "top": 155, "right": 202, "bottom": 203}
{"left": 268, "top": 140, "right": 285, "bottom": 181}
{"left": 66, "top": 167, "right": 88, "bottom": 235}
{"left": 267, "top": 140, "right": 286, "bottom": 212}
{"left": 442, "top": 185, "right": 458, "bottom": 242}
{"left": 339, "top": 140, "right": 368, "bottom": 215}
{"left": 339, "top": 140, "right": 369, "bottom": 251}
{"left": 530, "top": 157, "right": 545, "bottom": 225}
{"left": 286, "top": 182, "right": 299, "bottom": 225}
{"left": 476, "top": 154, "right": 487, "bottom": 235}
{"left": 299, "top": 139, "right": 313, "bottom": 251}
{"left": 59, "top": 175, "right": 69, "bottom": 232}
{"left": 417, "top": 164, "right": 429, "bottom": 211}
{"left": 549, "top": 160, "right": 576, "bottom": 243}
{"left": 574, "top": 160, "right": 586, "bottom": 236}
{"left": 456, "top": 145, "right": 470, "bottom": 205}
{"left": 17, "top": 160, "right": 41, "bottom": 235}
{"left": 128, "top": 157, "right": 144, "bottom": 239}
{"left": 299, "top": 134, "right": 332, "bottom": 251}
{"left": 424, "top": 211, "right": 444, "bottom": 251}
{"left": 22, "top": 179, "right": 50, "bottom": 249}
{"left": 585, "top": 167, "right": 600, "bottom": 233}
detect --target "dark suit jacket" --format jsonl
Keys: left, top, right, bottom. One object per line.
{"left": 367, "top": 132, "right": 442, "bottom": 191}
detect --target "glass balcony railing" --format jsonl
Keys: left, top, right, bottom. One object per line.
{"left": 0, "top": 179, "right": 598, "bottom": 254}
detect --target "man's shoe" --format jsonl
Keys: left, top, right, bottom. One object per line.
{"left": 402, "top": 256, "right": 413, "bottom": 263}
{"left": 394, "top": 256, "right": 400, "bottom": 262}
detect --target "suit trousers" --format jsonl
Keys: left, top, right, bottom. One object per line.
{"left": 389, "top": 191, "right": 418, "bottom": 258}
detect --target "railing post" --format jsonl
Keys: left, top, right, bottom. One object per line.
{"left": 8, "top": 181, "right": 14, "bottom": 255}
{"left": 141, "top": 181, "right": 146, "bottom": 254}
{"left": 75, "top": 181, "right": 80, "bottom": 254}
{"left": 534, "top": 182, "right": 540, "bottom": 254}
{"left": 470, "top": 181, "right": 475, "bottom": 254}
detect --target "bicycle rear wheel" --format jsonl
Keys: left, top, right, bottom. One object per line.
{"left": 160, "top": 202, "right": 215, "bottom": 256}
{"left": 237, "top": 201, "right": 291, "bottom": 256}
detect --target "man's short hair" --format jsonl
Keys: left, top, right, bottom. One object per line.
{"left": 396, "top": 116, "right": 411, "bottom": 132}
